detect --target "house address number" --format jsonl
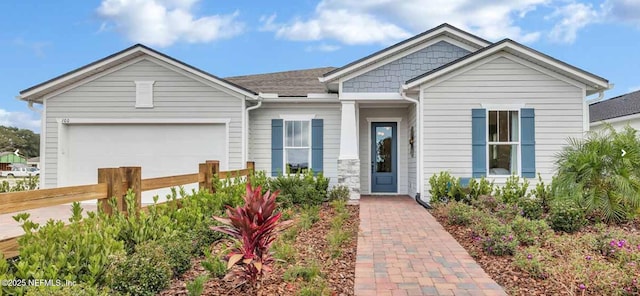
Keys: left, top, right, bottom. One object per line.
{"left": 61, "top": 118, "right": 70, "bottom": 124}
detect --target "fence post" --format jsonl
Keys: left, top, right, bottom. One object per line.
{"left": 246, "top": 161, "right": 255, "bottom": 176}
{"left": 120, "top": 166, "right": 141, "bottom": 214}
{"left": 97, "top": 167, "right": 123, "bottom": 215}
{"left": 206, "top": 160, "right": 220, "bottom": 193}
{"left": 199, "top": 161, "right": 216, "bottom": 193}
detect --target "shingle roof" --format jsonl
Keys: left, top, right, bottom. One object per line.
{"left": 225, "top": 67, "right": 336, "bottom": 97}
{"left": 590, "top": 90, "right": 640, "bottom": 122}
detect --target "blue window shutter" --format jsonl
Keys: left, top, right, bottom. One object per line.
{"left": 521, "top": 108, "right": 536, "bottom": 178}
{"left": 311, "top": 119, "right": 324, "bottom": 175}
{"left": 471, "top": 109, "right": 487, "bottom": 178}
{"left": 271, "top": 119, "right": 283, "bottom": 176}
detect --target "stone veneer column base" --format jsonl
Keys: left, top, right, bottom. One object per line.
{"left": 338, "top": 158, "right": 360, "bottom": 204}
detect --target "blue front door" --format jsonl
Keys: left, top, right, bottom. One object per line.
{"left": 371, "top": 122, "right": 397, "bottom": 193}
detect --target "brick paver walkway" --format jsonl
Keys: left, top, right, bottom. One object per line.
{"left": 355, "top": 196, "right": 507, "bottom": 296}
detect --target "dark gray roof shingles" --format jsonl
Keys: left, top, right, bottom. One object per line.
{"left": 225, "top": 67, "right": 336, "bottom": 97}
{"left": 589, "top": 90, "right": 640, "bottom": 122}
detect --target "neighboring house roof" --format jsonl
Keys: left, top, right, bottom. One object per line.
{"left": 19, "top": 44, "right": 258, "bottom": 103}
{"left": 403, "top": 39, "right": 610, "bottom": 95}
{"left": 320, "top": 23, "right": 491, "bottom": 83}
{"left": 589, "top": 90, "right": 640, "bottom": 122}
{"left": 226, "top": 67, "right": 336, "bottom": 97}
{"left": 27, "top": 157, "right": 40, "bottom": 163}
{"left": 0, "top": 152, "right": 12, "bottom": 157}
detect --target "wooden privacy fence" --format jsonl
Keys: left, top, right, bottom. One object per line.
{"left": 0, "top": 160, "right": 255, "bottom": 258}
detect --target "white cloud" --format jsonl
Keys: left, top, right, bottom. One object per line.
{"left": 305, "top": 43, "right": 341, "bottom": 52}
{"left": 0, "top": 109, "right": 40, "bottom": 132}
{"left": 261, "top": 0, "right": 549, "bottom": 45}
{"left": 602, "top": 0, "right": 640, "bottom": 27}
{"left": 548, "top": 2, "right": 599, "bottom": 44}
{"left": 97, "top": 0, "right": 244, "bottom": 47}
{"left": 262, "top": 10, "right": 411, "bottom": 45}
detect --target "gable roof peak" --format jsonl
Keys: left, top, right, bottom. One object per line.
{"left": 319, "top": 23, "right": 492, "bottom": 82}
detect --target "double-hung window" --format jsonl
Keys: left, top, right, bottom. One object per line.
{"left": 284, "top": 120, "right": 311, "bottom": 174}
{"left": 488, "top": 110, "right": 519, "bottom": 176}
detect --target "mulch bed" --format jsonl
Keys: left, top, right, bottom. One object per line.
{"left": 430, "top": 210, "right": 567, "bottom": 295}
{"left": 160, "top": 203, "right": 359, "bottom": 296}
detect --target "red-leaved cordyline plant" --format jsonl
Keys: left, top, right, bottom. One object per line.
{"left": 211, "top": 183, "right": 291, "bottom": 284}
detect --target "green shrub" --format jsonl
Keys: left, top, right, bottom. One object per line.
{"left": 108, "top": 191, "right": 177, "bottom": 254}
{"left": 555, "top": 125, "right": 640, "bottom": 223}
{"left": 201, "top": 250, "right": 227, "bottom": 279}
{"left": 283, "top": 262, "right": 322, "bottom": 282}
{"left": 518, "top": 197, "right": 543, "bottom": 220}
{"left": 530, "top": 174, "right": 554, "bottom": 213}
{"left": 495, "top": 175, "right": 529, "bottom": 204}
{"left": 10, "top": 203, "right": 124, "bottom": 290}
{"left": 106, "top": 241, "right": 172, "bottom": 296}
{"left": 328, "top": 185, "right": 350, "bottom": 201}
{"left": 428, "top": 172, "right": 456, "bottom": 204}
{"left": 482, "top": 224, "right": 518, "bottom": 256}
{"left": 548, "top": 202, "right": 586, "bottom": 233}
{"left": 159, "top": 235, "right": 193, "bottom": 276}
{"left": 24, "top": 283, "right": 112, "bottom": 296}
{"left": 186, "top": 275, "right": 208, "bottom": 296}
{"left": 510, "top": 216, "right": 551, "bottom": 246}
{"left": 467, "top": 177, "right": 494, "bottom": 201}
{"left": 447, "top": 202, "right": 475, "bottom": 226}
{"left": 270, "top": 171, "right": 328, "bottom": 207}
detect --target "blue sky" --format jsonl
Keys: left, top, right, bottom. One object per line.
{"left": 1, "top": 0, "right": 639, "bottom": 132}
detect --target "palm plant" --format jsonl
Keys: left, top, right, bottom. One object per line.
{"left": 555, "top": 125, "right": 640, "bottom": 223}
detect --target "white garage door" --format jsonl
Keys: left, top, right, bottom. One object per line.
{"left": 62, "top": 124, "right": 227, "bottom": 204}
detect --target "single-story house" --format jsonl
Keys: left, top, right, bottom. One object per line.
{"left": 589, "top": 90, "right": 640, "bottom": 131}
{"left": 18, "top": 24, "right": 610, "bottom": 203}
{"left": 0, "top": 152, "right": 26, "bottom": 171}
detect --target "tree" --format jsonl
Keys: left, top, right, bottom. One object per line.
{"left": 0, "top": 126, "right": 40, "bottom": 158}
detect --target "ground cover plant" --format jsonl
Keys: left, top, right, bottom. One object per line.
{"left": 0, "top": 171, "right": 353, "bottom": 296}
{"left": 429, "top": 139, "right": 640, "bottom": 296}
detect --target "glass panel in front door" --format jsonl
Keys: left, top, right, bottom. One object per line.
{"left": 375, "top": 126, "right": 393, "bottom": 173}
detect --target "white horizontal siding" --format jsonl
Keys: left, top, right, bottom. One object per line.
{"left": 358, "top": 108, "right": 409, "bottom": 194}
{"left": 43, "top": 58, "right": 243, "bottom": 188}
{"left": 248, "top": 102, "right": 341, "bottom": 185}
{"left": 422, "top": 56, "right": 586, "bottom": 200}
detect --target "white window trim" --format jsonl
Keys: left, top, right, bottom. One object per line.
{"left": 282, "top": 118, "right": 313, "bottom": 175}
{"left": 279, "top": 114, "right": 316, "bottom": 121}
{"left": 486, "top": 109, "right": 522, "bottom": 177}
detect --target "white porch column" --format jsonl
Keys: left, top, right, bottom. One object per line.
{"left": 338, "top": 101, "right": 361, "bottom": 202}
